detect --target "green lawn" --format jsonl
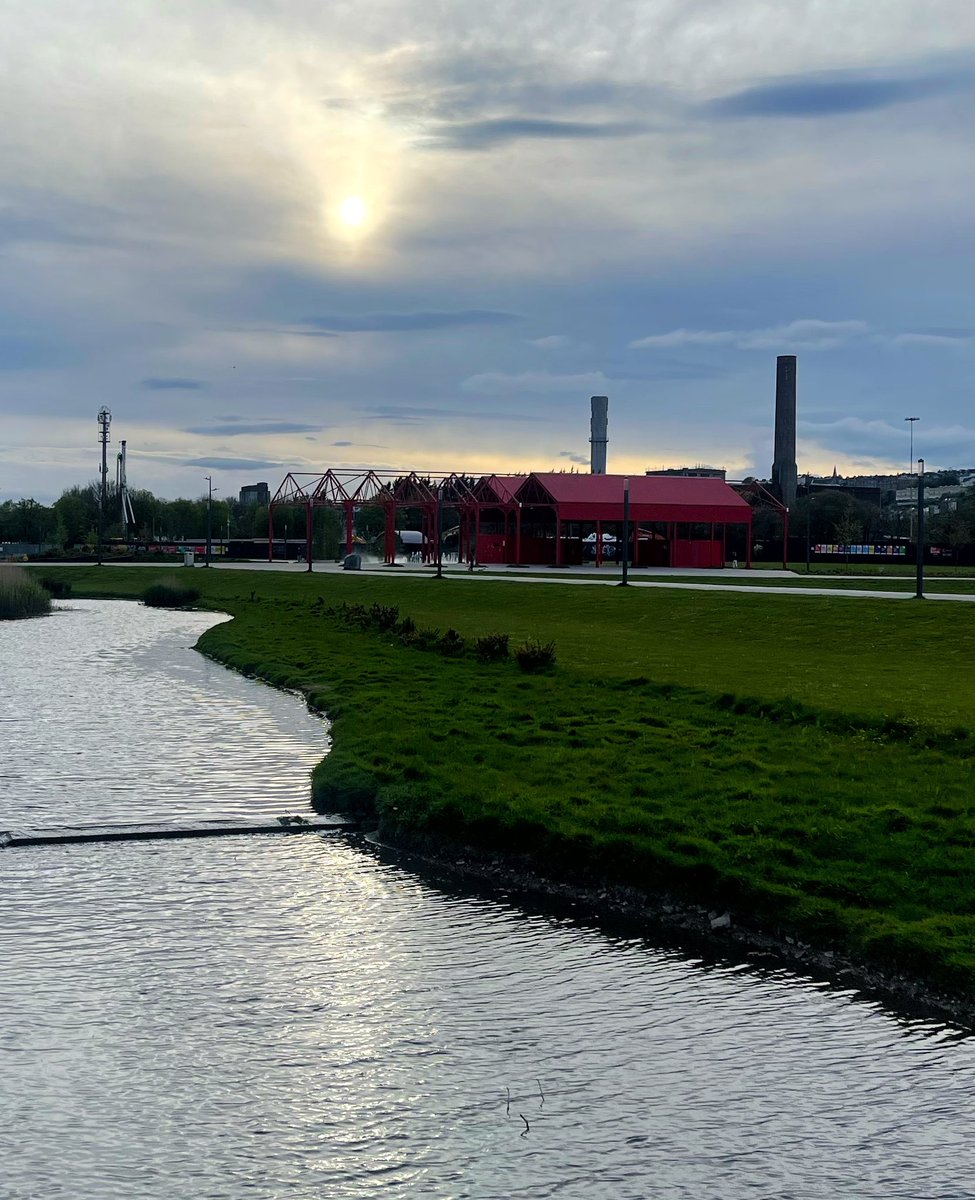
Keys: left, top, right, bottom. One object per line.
{"left": 33, "top": 564, "right": 975, "bottom": 993}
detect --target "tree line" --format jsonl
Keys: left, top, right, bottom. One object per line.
{"left": 0, "top": 482, "right": 344, "bottom": 557}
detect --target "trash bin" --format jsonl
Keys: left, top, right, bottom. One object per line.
{"left": 343, "top": 553, "right": 361, "bottom": 571}
{"left": 183, "top": 550, "right": 195, "bottom": 567}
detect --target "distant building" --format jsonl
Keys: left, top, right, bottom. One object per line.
{"left": 645, "top": 466, "right": 726, "bottom": 480}
{"left": 239, "top": 482, "right": 270, "bottom": 506}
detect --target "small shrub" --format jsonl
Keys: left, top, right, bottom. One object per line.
{"left": 438, "top": 628, "right": 466, "bottom": 656}
{"left": 475, "top": 632, "right": 510, "bottom": 662}
{"left": 38, "top": 576, "right": 72, "bottom": 598}
{"left": 396, "top": 615, "right": 417, "bottom": 636}
{"left": 0, "top": 565, "right": 51, "bottom": 620}
{"left": 142, "top": 578, "right": 201, "bottom": 609}
{"left": 415, "top": 627, "right": 442, "bottom": 651}
{"left": 369, "top": 602, "right": 400, "bottom": 630}
{"left": 515, "top": 637, "right": 557, "bottom": 673}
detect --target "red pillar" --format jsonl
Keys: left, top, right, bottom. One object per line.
{"left": 596, "top": 520, "right": 602, "bottom": 568}
{"left": 554, "top": 506, "right": 562, "bottom": 565}
{"left": 515, "top": 504, "right": 522, "bottom": 564}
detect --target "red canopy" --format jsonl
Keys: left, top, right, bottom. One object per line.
{"left": 518, "top": 473, "right": 751, "bottom": 523}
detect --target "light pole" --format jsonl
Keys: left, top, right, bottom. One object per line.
{"left": 915, "top": 458, "right": 925, "bottom": 599}
{"left": 804, "top": 473, "right": 813, "bottom": 573}
{"left": 905, "top": 416, "right": 919, "bottom": 475}
{"left": 204, "top": 475, "right": 214, "bottom": 567}
{"left": 619, "top": 476, "right": 630, "bottom": 587}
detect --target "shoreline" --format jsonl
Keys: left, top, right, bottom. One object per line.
{"left": 337, "top": 823, "right": 975, "bottom": 1031}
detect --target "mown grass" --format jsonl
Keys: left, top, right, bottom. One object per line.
{"left": 30, "top": 564, "right": 975, "bottom": 992}
{"left": 0, "top": 565, "right": 51, "bottom": 619}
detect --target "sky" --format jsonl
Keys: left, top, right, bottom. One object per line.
{"left": 2, "top": 0, "right": 975, "bottom": 505}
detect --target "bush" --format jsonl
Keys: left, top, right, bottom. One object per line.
{"left": 142, "top": 578, "right": 201, "bottom": 609}
{"left": 0, "top": 565, "right": 51, "bottom": 620}
{"left": 38, "top": 576, "right": 72, "bottom": 598}
{"left": 438, "top": 628, "right": 466, "bottom": 656}
{"left": 475, "top": 632, "right": 510, "bottom": 662}
{"left": 515, "top": 637, "right": 557, "bottom": 673}
{"left": 369, "top": 602, "right": 400, "bottom": 630}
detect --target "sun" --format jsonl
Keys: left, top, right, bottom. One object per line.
{"left": 339, "top": 195, "right": 368, "bottom": 227}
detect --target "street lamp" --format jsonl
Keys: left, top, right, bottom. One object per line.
{"left": 804, "top": 473, "right": 813, "bottom": 573}
{"left": 619, "top": 476, "right": 630, "bottom": 587}
{"left": 905, "top": 417, "right": 919, "bottom": 474}
{"left": 915, "top": 458, "right": 925, "bottom": 599}
{"left": 204, "top": 475, "right": 215, "bottom": 567}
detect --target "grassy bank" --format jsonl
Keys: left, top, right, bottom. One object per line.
{"left": 35, "top": 565, "right": 975, "bottom": 997}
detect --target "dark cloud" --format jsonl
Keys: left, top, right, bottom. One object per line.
{"left": 707, "top": 64, "right": 973, "bottom": 119}
{"left": 332, "top": 440, "right": 353, "bottom": 446}
{"left": 423, "top": 117, "right": 648, "bottom": 150}
{"left": 559, "top": 450, "right": 589, "bottom": 465}
{"left": 183, "top": 421, "right": 325, "bottom": 436}
{"left": 183, "top": 457, "right": 282, "bottom": 470}
{"left": 142, "top": 377, "right": 206, "bottom": 390}
{"left": 304, "top": 310, "right": 520, "bottom": 333}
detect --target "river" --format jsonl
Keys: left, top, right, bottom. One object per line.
{"left": 2, "top": 600, "right": 973, "bottom": 1199}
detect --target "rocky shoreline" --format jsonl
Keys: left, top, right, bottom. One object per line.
{"left": 345, "top": 825, "right": 974, "bottom": 1031}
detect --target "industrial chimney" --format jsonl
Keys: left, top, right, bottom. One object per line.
{"left": 590, "top": 395, "right": 608, "bottom": 474}
{"left": 771, "top": 356, "right": 798, "bottom": 509}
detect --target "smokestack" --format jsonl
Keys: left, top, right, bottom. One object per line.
{"left": 771, "top": 356, "right": 797, "bottom": 509}
{"left": 590, "top": 395, "right": 608, "bottom": 474}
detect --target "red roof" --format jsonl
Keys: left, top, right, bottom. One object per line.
{"left": 475, "top": 474, "right": 528, "bottom": 504}
{"left": 516, "top": 473, "right": 751, "bottom": 523}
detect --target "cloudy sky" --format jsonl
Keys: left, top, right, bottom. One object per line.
{"left": 2, "top": 1, "right": 974, "bottom": 503}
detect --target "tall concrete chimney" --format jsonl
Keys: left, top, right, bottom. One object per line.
{"left": 590, "top": 395, "right": 608, "bottom": 474}
{"left": 771, "top": 356, "right": 797, "bottom": 509}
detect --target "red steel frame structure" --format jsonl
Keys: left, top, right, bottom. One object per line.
{"left": 731, "top": 478, "right": 790, "bottom": 570}
{"left": 269, "top": 470, "right": 482, "bottom": 566}
{"left": 269, "top": 469, "right": 754, "bottom": 569}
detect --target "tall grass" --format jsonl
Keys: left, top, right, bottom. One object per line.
{"left": 142, "top": 576, "right": 201, "bottom": 609}
{"left": 0, "top": 565, "right": 51, "bottom": 619}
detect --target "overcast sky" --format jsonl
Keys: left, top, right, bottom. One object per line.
{"left": 2, "top": 1, "right": 974, "bottom": 503}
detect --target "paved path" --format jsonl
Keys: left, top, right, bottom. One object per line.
{"left": 205, "top": 560, "right": 975, "bottom": 602}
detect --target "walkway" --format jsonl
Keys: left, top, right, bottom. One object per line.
{"left": 209, "top": 560, "right": 975, "bottom": 602}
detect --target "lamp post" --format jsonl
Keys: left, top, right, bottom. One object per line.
{"left": 905, "top": 416, "right": 919, "bottom": 474}
{"left": 204, "top": 476, "right": 214, "bottom": 567}
{"left": 804, "top": 473, "right": 813, "bottom": 573}
{"left": 619, "top": 476, "right": 630, "bottom": 587}
{"left": 915, "top": 458, "right": 925, "bottom": 599}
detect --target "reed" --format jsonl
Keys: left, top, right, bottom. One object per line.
{"left": 142, "top": 576, "right": 201, "bottom": 609}
{"left": 0, "top": 564, "right": 51, "bottom": 620}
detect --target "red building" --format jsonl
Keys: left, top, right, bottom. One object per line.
{"left": 468, "top": 473, "right": 752, "bottom": 568}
